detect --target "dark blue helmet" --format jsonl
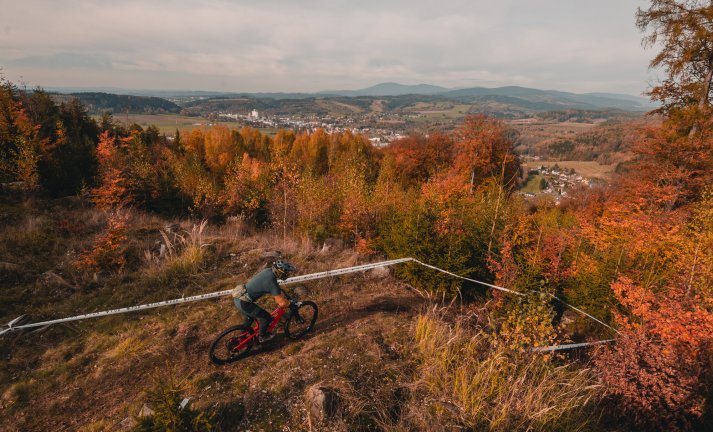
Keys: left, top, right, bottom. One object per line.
{"left": 272, "top": 260, "right": 297, "bottom": 279}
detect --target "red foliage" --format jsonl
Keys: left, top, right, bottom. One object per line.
{"left": 453, "top": 115, "right": 520, "bottom": 190}
{"left": 595, "top": 276, "right": 713, "bottom": 431}
{"left": 384, "top": 132, "right": 454, "bottom": 187}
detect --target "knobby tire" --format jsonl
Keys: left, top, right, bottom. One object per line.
{"left": 284, "top": 301, "right": 318, "bottom": 340}
{"left": 209, "top": 324, "right": 254, "bottom": 365}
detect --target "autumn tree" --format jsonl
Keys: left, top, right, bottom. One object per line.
{"left": 453, "top": 115, "right": 520, "bottom": 192}
{"left": 203, "top": 125, "right": 239, "bottom": 176}
{"left": 223, "top": 153, "right": 272, "bottom": 225}
{"left": 269, "top": 156, "right": 300, "bottom": 243}
{"left": 91, "top": 131, "right": 128, "bottom": 210}
{"left": 293, "top": 174, "right": 338, "bottom": 241}
{"left": 383, "top": 136, "right": 430, "bottom": 187}
{"left": 637, "top": 1, "right": 713, "bottom": 115}
{"left": 336, "top": 159, "right": 375, "bottom": 248}
{"left": 0, "top": 79, "right": 18, "bottom": 182}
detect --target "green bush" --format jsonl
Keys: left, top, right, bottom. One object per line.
{"left": 378, "top": 186, "right": 502, "bottom": 299}
{"left": 133, "top": 369, "right": 214, "bottom": 432}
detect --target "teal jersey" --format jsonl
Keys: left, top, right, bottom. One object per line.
{"left": 245, "top": 268, "right": 281, "bottom": 301}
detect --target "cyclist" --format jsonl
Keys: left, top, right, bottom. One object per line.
{"left": 232, "top": 260, "right": 298, "bottom": 343}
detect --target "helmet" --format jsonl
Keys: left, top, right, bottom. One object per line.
{"left": 272, "top": 260, "right": 297, "bottom": 279}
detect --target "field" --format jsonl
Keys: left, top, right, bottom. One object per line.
{"left": 412, "top": 103, "right": 470, "bottom": 119}
{"left": 99, "top": 114, "right": 246, "bottom": 135}
{"left": 520, "top": 174, "right": 546, "bottom": 193}
{"left": 526, "top": 160, "right": 617, "bottom": 179}
{"left": 509, "top": 120, "right": 599, "bottom": 147}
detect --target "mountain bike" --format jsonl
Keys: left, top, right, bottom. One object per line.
{"left": 208, "top": 294, "right": 318, "bottom": 365}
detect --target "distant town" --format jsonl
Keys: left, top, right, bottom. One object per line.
{"left": 216, "top": 108, "right": 406, "bottom": 147}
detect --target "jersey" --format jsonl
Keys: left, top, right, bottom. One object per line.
{"left": 245, "top": 268, "right": 281, "bottom": 301}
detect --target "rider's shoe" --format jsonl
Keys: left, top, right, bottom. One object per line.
{"left": 258, "top": 333, "right": 275, "bottom": 344}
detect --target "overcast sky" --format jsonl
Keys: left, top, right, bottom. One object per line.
{"left": 0, "top": 0, "right": 657, "bottom": 95}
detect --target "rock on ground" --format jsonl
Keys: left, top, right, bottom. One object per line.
{"left": 305, "top": 385, "right": 339, "bottom": 423}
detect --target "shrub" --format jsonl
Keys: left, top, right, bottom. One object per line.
{"left": 133, "top": 368, "right": 214, "bottom": 432}
{"left": 594, "top": 277, "right": 713, "bottom": 431}
{"left": 75, "top": 209, "right": 129, "bottom": 272}
{"left": 495, "top": 291, "right": 557, "bottom": 351}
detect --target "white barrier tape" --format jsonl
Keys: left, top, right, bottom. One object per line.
{"left": 546, "top": 294, "right": 619, "bottom": 334}
{"left": 410, "top": 259, "right": 525, "bottom": 296}
{"left": 531, "top": 339, "right": 616, "bottom": 353}
{"left": 1, "top": 290, "right": 233, "bottom": 333}
{"left": 0, "top": 258, "right": 414, "bottom": 334}
{"left": 410, "top": 259, "right": 618, "bottom": 335}
{"left": 281, "top": 258, "right": 414, "bottom": 285}
{"left": 1, "top": 257, "right": 617, "bottom": 350}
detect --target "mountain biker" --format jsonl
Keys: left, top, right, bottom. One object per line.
{"left": 232, "top": 260, "right": 298, "bottom": 343}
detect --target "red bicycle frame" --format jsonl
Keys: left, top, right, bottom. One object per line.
{"left": 232, "top": 306, "right": 286, "bottom": 350}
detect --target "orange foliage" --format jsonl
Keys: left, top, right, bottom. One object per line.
{"left": 91, "top": 131, "right": 128, "bottom": 210}
{"left": 585, "top": 112, "right": 713, "bottom": 430}
{"left": 75, "top": 210, "right": 129, "bottom": 272}
{"left": 182, "top": 128, "right": 205, "bottom": 160}
{"left": 384, "top": 132, "right": 454, "bottom": 187}
{"left": 453, "top": 115, "right": 520, "bottom": 190}
{"left": 421, "top": 172, "right": 470, "bottom": 236}
{"left": 203, "top": 125, "right": 238, "bottom": 174}
{"left": 223, "top": 153, "right": 270, "bottom": 221}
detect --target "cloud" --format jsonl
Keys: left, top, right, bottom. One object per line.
{"left": 0, "top": 0, "right": 654, "bottom": 94}
{"left": 12, "top": 53, "right": 112, "bottom": 69}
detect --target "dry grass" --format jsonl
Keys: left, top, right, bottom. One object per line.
{"left": 143, "top": 220, "right": 209, "bottom": 284}
{"left": 411, "top": 312, "right": 603, "bottom": 431}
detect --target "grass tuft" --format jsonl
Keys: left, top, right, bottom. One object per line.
{"left": 143, "top": 220, "right": 209, "bottom": 285}
{"left": 413, "top": 312, "right": 603, "bottom": 431}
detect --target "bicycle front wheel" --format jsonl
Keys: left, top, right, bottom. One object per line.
{"left": 284, "top": 301, "right": 318, "bottom": 340}
{"left": 209, "top": 325, "right": 255, "bottom": 365}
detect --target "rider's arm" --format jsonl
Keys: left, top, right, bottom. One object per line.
{"left": 273, "top": 292, "right": 291, "bottom": 309}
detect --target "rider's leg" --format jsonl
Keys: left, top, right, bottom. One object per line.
{"left": 233, "top": 298, "right": 255, "bottom": 327}
{"left": 236, "top": 300, "right": 272, "bottom": 336}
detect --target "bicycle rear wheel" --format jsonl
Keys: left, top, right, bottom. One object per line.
{"left": 284, "top": 301, "right": 318, "bottom": 340}
{"left": 209, "top": 324, "right": 255, "bottom": 365}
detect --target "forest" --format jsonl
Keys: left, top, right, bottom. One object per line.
{"left": 1, "top": 1, "right": 712, "bottom": 431}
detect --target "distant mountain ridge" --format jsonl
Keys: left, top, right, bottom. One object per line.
{"left": 46, "top": 82, "right": 654, "bottom": 113}
{"left": 49, "top": 92, "right": 181, "bottom": 114}
{"left": 320, "top": 82, "right": 449, "bottom": 97}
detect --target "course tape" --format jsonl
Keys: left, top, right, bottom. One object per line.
{"left": 531, "top": 339, "right": 616, "bottom": 353}
{"left": 0, "top": 258, "right": 411, "bottom": 336}
{"left": 407, "top": 258, "right": 618, "bottom": 351}
{"left": 0, "top": 257, "right": 617, "bottom": 351}
{"left": 410, "top": 259, "right": 525, "bottom": 296}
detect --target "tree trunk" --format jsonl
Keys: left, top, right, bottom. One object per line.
{"left": 283, "top": 184, "right": 287, "bottom": 245}
{"left": 688, "top": 53, "right": 713, "bottom": 138}
{"left": 698, "top": 54, "right": 713, "bottom": 109}
{"left": 487, "top": 157, "right": 508, "bottom": 256}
